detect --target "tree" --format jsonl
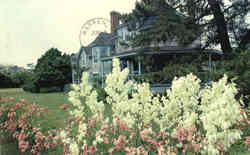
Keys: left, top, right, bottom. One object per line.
{"left": 10, "top": 70, "right": 33, "bottom": 88}
{"left": 121, "top": 0, "right": 200, "bottom": 47}
{"left": 34, "top": 48, "right": 72, "bottom": 91}
{"left": 26, "top": 63, "right": 35, "bottom": 71}
{"left": 0, "top": 71, "right": 14, "bottom": 88}
{"left": 122, "top": 0, "right": 250, "bottom": 54}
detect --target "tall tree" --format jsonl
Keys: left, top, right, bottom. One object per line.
{"left": 207, "top": 0, "right": 232, "bottom": 54}
{"left": 122, "top": 0, "right": 250, "bottom": 54}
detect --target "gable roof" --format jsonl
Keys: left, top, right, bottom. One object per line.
{"left": 76, "top": 32, "right": 115, "bottom": 59}
{"left": 88, "top": 32, "right": 114, "bottom": 47}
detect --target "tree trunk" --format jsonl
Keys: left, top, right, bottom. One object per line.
{"left": 239, "top": 29, "right": 250, "bottom": 50}
{"left": 207, "top": 0, "right": 232, "bottom": 55}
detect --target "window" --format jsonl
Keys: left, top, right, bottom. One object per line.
{"left": 103, "top": 60, "right": 112, "bottom": 74}
{"left": 80, "top": 52, "right": 86, "bottom": 66}
{"left": 125, "top": 34, "right": 130, "bottom": 41}
{"left": 100, "top": 47, "right": 110, "bottom": 57}
{"left": 92, "top": 47, "right": 99, "bottom": 64}
{"left": 118, "top": 30, "right": 122, "bottom": 39}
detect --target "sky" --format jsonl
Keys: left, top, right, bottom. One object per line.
{"left": 0, "top": 0, "right": 137, "bottom": 67}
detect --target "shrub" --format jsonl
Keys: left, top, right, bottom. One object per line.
{"left": 161, "top": 63, "right": 199, "bottom": 83}
{"left": 11, "top": 70, "right": 33, "bottom": 88}
{"left": 132, "top": 63, "right": 199, "bottom": 84}
{"left": 96, "top": 87, "right": 107, "bottom": 102}
{"left": 0, "top": 98, "right": 60, "bottom": 154}
{"left": 0, "top": 71, "right": 15, "bottom": 88}
{"left": 60, "top": 58, "right": 248, "bottom": 155}
{"left": 22, "top": 82, "right": 39, "bottom": 93}
{"left": 90, "top": 74, "right": 102, "bottom": 88}
{"left": 208, "top": 50, "right": 250, "bottom": 105}
{"left": 0, "top": 70, "right": 33, "bottom": 88}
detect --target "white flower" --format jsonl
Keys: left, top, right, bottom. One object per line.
{"left": 69, "top": 142, "right": 79, "bottom": 155}
{"left": 96, "top": 135, "right": 104, "bottom": 144}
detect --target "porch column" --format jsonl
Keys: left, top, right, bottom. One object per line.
{"left": 138, "top": 58, "right": 142, "bottom": 75}
{"left": 101, "top": 61, "right": 104, "bottom": 87}
{"left": 101, "top": 61, "right": 104, "bottom": 77}
{"left": 208, "top": 54, "right": 212, "bottom": 81}
{"left": 131, "top": 61, "right": 134, "bottom": 74}
{"left": 72, "top": 70, "right": 75, "bottom": 84}
{"left": 127, "top": 60, "right": 130, "bottom": 73}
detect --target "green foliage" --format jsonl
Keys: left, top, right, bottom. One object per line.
{"left": 133, "top": 63, "right": 199, "bottom": 84}
{"left": 0, "top": 70, "right": 34, "bottom": 88}
{"left": 0, "top": 71, "right": 15, "bottom": 88}
{"left": 122, "top": 0, "right": 250, "bottom": 53}
{"left": 208, "top": 50, "right": 250, "bottom": 104}
{"left": 12, "top": 70, "right": 33, "bottom": 88}
{"left": 162, "top": 63, "right": 199, "bottom": 82}
{"left": 96, "top": 87, "right": 107, "bottom": 102}
{"left": 90, "top": 74, "right": 102, "bottom": 88}
{"left": 121, "top": 0, "right": 199, "bottom": 47}
{"left": 33, "top": 48, "right": 72, "bottom": 92}
{"left": 22, "top": 82, "right": 39, "bottom": 93}
{"left": 20, "top": 71, "right": 39, "bottom": 93}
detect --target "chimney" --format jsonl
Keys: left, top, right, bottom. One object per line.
{"left": 110, "top": 11, "right": 120, "bottom": 34}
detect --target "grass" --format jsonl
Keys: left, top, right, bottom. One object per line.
{"left": 0, "top": 88, "right": 71, "bottom": 128}
{"left": 0, "top": 88, "right": 72, "bottom": 155}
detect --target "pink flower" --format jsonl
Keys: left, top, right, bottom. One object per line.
{"left": 247, "top": 121, "right": 250, "bottom": 126}
{"left": 104, "top": 137, "right": 109, "bottom": 144}
{"left": 165, "top": 139, "right": 170, "bottom": 145}
{"left": 171, "top": 133, "right": 177, "bottom": 139}
{"left": 88, "top": 120, "right": 94, "bottom": 128}
{"left": 157, "top": 145, "right": 165, "bottom": 154}
{"left": 193, "top": 143, "right": 200, "bottom": 152}
{"left": 244, "top": 136, "right": 250, "bottom": 147}
{"left": 13, "top": 131, "right": 19, "bottom": 139}
{"left": 19, "top": 140, "right": 29, "bottom": 152}
{"left": 187, "top": 134, "right": 192, "bottom": 141}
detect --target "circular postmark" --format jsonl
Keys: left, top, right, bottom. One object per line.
{"left": 79, "top": 18, "right": 111, "bottom": 46}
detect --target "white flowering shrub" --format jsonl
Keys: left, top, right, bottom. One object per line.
{"left": 61, "top": 58, "right": 244, "bottom": 155}
{"left": 199, "top": 76, "right": 243, "bottom": 154}
{"left": 105, "top": 59, "right": 160, "bottom": 129}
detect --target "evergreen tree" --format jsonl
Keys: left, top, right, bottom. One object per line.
{"left": 122, "top": 0, "right": 250, "bottom": 54}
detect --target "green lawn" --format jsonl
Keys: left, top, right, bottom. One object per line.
{"left": 0, "top": 88, "right": 71, "bottom": 155}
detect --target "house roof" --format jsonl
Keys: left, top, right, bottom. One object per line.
{"left": 76, "top": 32, "right": 115, "bottom": 59}
{"left": 88, "top": 32, "right": 115, "bottom": 47}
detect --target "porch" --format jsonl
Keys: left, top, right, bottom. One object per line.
{"left": 100, "top": 47, "right": 223, "bottom": 81}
